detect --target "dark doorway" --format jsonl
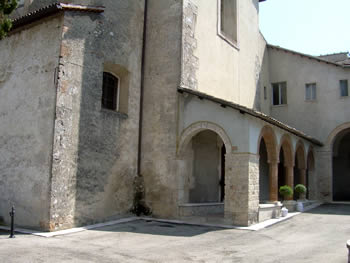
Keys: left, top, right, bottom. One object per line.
{"left": 293, "top": 157, "right": 300, "bottom": 200}
{"left": 220, "top": 145, "right": 226, "bottom": 202}
{"left": 278, "top": 149, "right": 286, "bottom": 200}
{"left": 259, "top": 139, "right": 270, "bottom": 202}
{"left": 332, "top": 129, "right": 350, "bottom": 201}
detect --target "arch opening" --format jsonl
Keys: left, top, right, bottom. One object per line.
{"left": 332, "top": 128, "right": 350, "bottom": 201}
{"left": 307, "top": 149, "right": 315, "bottom": 200}
{"left": 259, "top": 138, "right": 270, "bottom": 202}
{"left": 294, "top": 142, "right": 306, "bottom": 200}
{"left": 180, "top": 129, "right": 227, "bottom": 204}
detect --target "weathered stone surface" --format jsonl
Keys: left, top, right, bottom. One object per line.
{"left": 0, "top": 16, "right": 63, "bottom": 229}
{"left": 141, "top": 0, "right": 182, "bottom": 219}
{"left": 224, "top": 153, "right": 260, "bottom": 226}
{"left": 48, "top": 1, "right": 145, "bottom": 230}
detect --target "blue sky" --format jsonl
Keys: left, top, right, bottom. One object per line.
{"left": 259, "top": 0, "right": 350, "bottom": 56}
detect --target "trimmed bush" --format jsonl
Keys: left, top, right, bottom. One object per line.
{"left": 294, "top": 184, "right": 307, "bottom": 194}
{"left": 279, "top": 185, "right": 293, "bottom": 199}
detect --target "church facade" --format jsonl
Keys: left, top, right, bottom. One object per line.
{"left": 0, "top": 0, "right": 349, "bottom": 231}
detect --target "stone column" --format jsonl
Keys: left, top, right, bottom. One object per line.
{"left": 285, "top": 165, "right": 294, "bottom": 200}
{"left": 224, "top": 153, "right": 259, "bottom": 227}
{"left": 269, "top": 161, "right": 278, "bottom": 202}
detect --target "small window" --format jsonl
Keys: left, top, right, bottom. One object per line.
{"left": 218, "top": 0, "right": 238, "bottom": 47}
{"left": 102, "top": 72, "right": 119, "bottom": 111}
{"left": 340, "top": 80, "right": 348, "bottom": 97}
{"left": 264, "top": 86, "right": 267, "bottom": 100}
{"left": 305, "top": 83, "right": 317, "bottom": 101}
{"left": 272, "top": 82, "right": 287, "bottom": 105}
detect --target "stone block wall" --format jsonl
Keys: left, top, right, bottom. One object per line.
{"left": 224, "top": 153, "right": 260, "bottom": 226}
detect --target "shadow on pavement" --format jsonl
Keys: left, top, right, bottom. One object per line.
{"left": 91, "top": 219, "right": 226, "bottom": 237}
{"left": 305, "top": 204, "right": 350, "bottom": 216}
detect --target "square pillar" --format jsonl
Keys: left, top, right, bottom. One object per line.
{"left": 316, "top": 150, "right": 333, "bottom": 202}
{"left": 224, "top": 153, "right": 259, "bottom": 226}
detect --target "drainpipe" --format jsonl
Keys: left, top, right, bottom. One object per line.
{"left": 137, "top": 0, "right": 148, "bottom": 176}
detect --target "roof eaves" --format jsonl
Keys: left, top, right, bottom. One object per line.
{"left": 267, "top": 44, "right": 345, "bottom": 69}
{"left": 11, "top": 2, "right": 104, "bottom": 30}
{"left": 177, "top": 86, "right": 323, "bottom": 146}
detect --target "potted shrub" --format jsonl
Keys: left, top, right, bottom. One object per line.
{"left": 294, "top": 184, "right": 307, "bottom": 201}
{"left": 279, "top": 185, "right": 293, "bottom": 201}
{"left": 295, "top": 184, "right": 307, "bottom": 212}
{"left": 279, "top": 185, "right": 293, "bottom": 217}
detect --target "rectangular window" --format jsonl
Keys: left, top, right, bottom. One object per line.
{"left": 102, "top": 72, "right": 119, "bottom": 111}
{"left": 264, "top": 86, "right": 267, "bottom": 100}
{"left": 219, "top": 0, "right": 238, "bottom": 47}
{"left": 340, "top": 80, "right": 348, "bottom": 97}
{"left": 272, "top": 82, "right": 287, "bottom": 105}
{"left": 305, "top": 83, "right": 316, "bottom": 101}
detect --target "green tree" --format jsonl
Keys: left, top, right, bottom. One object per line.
{"left": 0, "top": 0, "right": 18, "bottom": 39}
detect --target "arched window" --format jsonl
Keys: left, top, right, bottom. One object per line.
{"left": 102, "top": 72, "right": 119, "bottom": 110}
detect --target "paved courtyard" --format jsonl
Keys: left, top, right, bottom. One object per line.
{"left": 0, "top": 204, "right": 349, "bottom": 262}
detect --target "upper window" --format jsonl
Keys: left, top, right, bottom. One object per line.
{"left": 218, "top": 0, "right": 238, "bottom": 48}
{"left": 102, "top": 72, "right": 119, "bottom": 111}
{"left": 272, "top": 82, "right": 287, "bottom": 105}
{"left": 305, "top": 83, "right": 317, "bottom": 101}
{"left": 340, "top": 80, "right": 348, "bottom": 97}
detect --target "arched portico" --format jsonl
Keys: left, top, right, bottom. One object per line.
{"left": 294, "top": 141, "right": 306, "bottom": 199}
{"left": 258, "top": 126, "right": 279, "bottom": 202}
{"left": 177, "top": 122, "right": 233, "bottom": 218}
{"left": 322, "top": 122, "right": 350, "bottom": 202}
{"left": 177, "top": 122, "right": 232, "bottom": 157}
{"left": 307, "top": 147, "right": 316, "bottom": 200}
{"left": 278, "top": 134, "right": 294, "bottom": 200}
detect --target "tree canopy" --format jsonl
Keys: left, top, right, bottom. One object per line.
{"left": 0, "top": 0, "right": 18, "bottom": 39}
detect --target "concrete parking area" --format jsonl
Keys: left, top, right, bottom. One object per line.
{"left": 0, "top": 204, "right": 349, "bottom": 262}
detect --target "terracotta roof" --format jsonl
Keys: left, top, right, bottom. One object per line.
{"left": 177, "top": 87, "right": 323, "bottom": 146}
{"left": 11, "top": 2, "right": 104, "bottom": 30}
{"left": 268, "top": 44, "right": 350, "bottom": 68}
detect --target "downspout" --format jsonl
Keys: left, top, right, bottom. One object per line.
{"left": 137, "top": 0, "right": 148, "bottom": 177}
{"left": 132, "top": 0, "right": 150, "bottom": 216}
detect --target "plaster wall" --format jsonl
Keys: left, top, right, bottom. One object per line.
{"left": 268, "top": 48, "right": 350, "bottom": 143}
{"left": 0, "top": 17, "right": 62, "bottom": 229}
{"left": 49, "top": 1, "right": 145, "bottom": 229}
{"left": 181, "top": 0, "right": 268, "bottom": 111}
{"left": 141, "top": 0, "right": 183, "bottom": 218}
{"left": 189, "top": 130, "right": 221, "bottom": 203}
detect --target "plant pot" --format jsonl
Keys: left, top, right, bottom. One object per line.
{"left": 296, "top": 201, "right": 304, "bottom": 212}
{"left": 281, "top": 207, "right": 288, "bottom": 217}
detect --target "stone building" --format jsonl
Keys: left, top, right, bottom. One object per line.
{"left": 0, "top": 0, "right": 349, "bottom": 231}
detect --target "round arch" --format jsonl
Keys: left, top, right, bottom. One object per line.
{"left": 327, "top": 123, "right": 350, "bottom": 201}
{"left": 307, "top": 146, "right": 315, "bottom": 171}
{"left": 326, "top": 122, "right": 350, "bottom": 149}
{"left": 177, "top": 121, "right": 232, "bottom": 157}
{"left": 278, "top": 134, "right": 294, "bottom": 167}
{"left": 295, "top": 140, "right": 306, "bottom": 169}
{"left": 257, "top": 125, "right": 278, "bottom": 163}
